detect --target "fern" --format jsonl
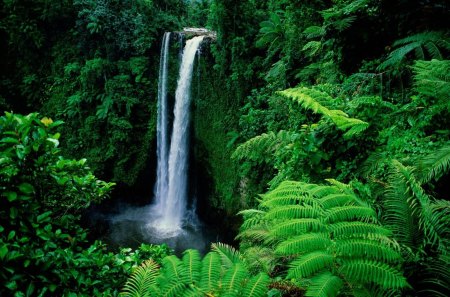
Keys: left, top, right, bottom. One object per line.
{"left": 385, "top": 160, "right": 449, "bottom": 252}
{"left": 121, "top": 259, "right": 159, "bottom": 297}
{"left": 287, "top": 251, "right": 334, "bottom": 279}
{"left": 242, "top": 273, "right": 270, "bottom": 297}
{"left": 276, "top": 234, "right": 331, "bottom": 255}
{"left": 221, "top": 263, "right": 249, "bottom": 296}
{"left": 305, "top": 272, "right": 343, "bottom": 297}
{"left": 199, "top": 252, "right": 221, "bottom": 293}
{"left": 336, "top": 239, "right": 401, "bottom": 262}
{"left": 181, "top": 249, "right": 201, "bottom": 285}
{"left": 239, "top": 181, "right": 407, "bottom": 296}
{"left": 278, "top": 87, "right": 369, "bottom": 138}
{"left": 378, "top": 31, "right": 450, "bottom": 70}
{"left": 412, "top": 59, "right": 450, "bottom": 106}
{"left": 121, "top": 245, "right": 269, "bottom": 297}
{"left": 270, "top": 219, "right": 325, "bottom": 237}
{"left": 339, "top": 260, "right": 408, "bottom": 289}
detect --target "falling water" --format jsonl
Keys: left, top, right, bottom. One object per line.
{"left": 152, "top": 35, "right": 205, "bottom": 234}
{"left": 89, "top": 32, "right": 221, "bottom": 255}
{"left": 154, "top": 32, "right": 171, "bottom": 211}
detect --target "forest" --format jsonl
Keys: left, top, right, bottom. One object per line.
{"left": 1, "top": 0, "right": 449, "bottom": 296}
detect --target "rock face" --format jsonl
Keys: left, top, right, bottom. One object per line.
{"left": 181, "top": 27, "right": 217, "bottom": 40}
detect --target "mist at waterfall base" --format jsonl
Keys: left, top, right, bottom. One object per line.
{"left": 86, "top": 34, "right": 222, "bottom": 255}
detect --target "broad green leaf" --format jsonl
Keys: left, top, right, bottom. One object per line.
{"left": 4, "top": 191, "right": 18, "bottom": 202}
{"left": 19, "top": 183, "right": 34, "bottom": 194}
{"left": 0, "top": 244, "right": 8, "bottom": 260}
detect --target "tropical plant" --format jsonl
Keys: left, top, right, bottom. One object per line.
{"left": 278, "top": 87, "right": 369, "bottom": 138}
{"left": 378, "top": 31, "right": 450, "bottom": 71}
{"left": 121, "top": 243, "right": 270, "bottom": 297}
{"left": 238, "top": 180, "right": 408, "bottom": 297}
{"left": 0, "top": 112, "right": 149, "bottom": 296}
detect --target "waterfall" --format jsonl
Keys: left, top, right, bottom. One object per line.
{"left": 154, "top": 32, "right": 171, "bottom": 212}
{"left": 152, "top": 35, "right": 205, "bottom": 234}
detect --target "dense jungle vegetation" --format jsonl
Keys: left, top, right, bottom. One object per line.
{"left": 1, "top": 0, "right": 449, "bottom": 296}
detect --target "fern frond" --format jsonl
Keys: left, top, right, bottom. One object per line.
{"left": 242, "top": 247, "right": 277, "bottom": 275}
{"left": 232, "top": 131, "right": 278, "bottom": 161}
{"left": 303, "top": 25, "right": 326, "bottom": 39}
{"left": 276, "top": 233, "right": 331, "bottom": 256}
{"left": 319, "top": 193, "right": 355, "bottom": 209}
{"left": 287, "top": 251, "right": 334, "bottom": 279}
{"left": 181, "top": 249, "right": 202, "bottom": 285}
{"left": 379, "top": 31, "right": 449, "bottom": 70}
{"left": 242, "top": 273, "right": 270, "bottom": 297}
{"left": 416, "top": 142, "right": 450, "bottom": 183}
{"left": 418, "top": 254, "right": 450, "bottom": 297}
{"left": 221, "top": 263, "right": 248, "bottom": 295}
{"left": 325, "top": 206, "right": 376, "bottom": 223}
{"left": 330, "top": 221, "right": 392, "bottom": 238}
{"left": 278, "top": 87, "right": 369, "bottom": 137}
{"left": 211, "top": 243, "right": 242, "bottom": 268}
{"left": 265, "top": 205, "right": 323, "bottom": 220}
{"left": 121, "top": 259, "right": 159, "bottom": 297}
{"left": 262, "top": 180, "right": 308, "bottom": 199}
{"left": 159, "top": 282, "right": 186, "bottom": 297}
{"left": 262, "top": 195, "right": 320, "bottom": 208}
{"left": 413, "top": 59, "right": 450, "bottom": 102}
{"left": 270, "top": 219, "right": 326, "bottom": 237}
{"left": 200, "top": 252, "right": 221, "bottom": 293}
{"left": 236, "top": 225, "right": 274, "bottom": 244}
{"left": 339, "top": 260, "right": 409, "bottom": 289}
{"left": 309, "top": 185, "right": 341, "bottom": 198}
{"left": 161, "top": 255, "right": 183, "bottom": 281}
{"left": 336, "top": 239, "right": 402, "bottom": 262}
{"left": 387, "top": 160, "right": 448, "bottom": 251}
{"left": 305, "top": 272, "right": 343, "bottom": 297}
{"left": 239, "top": 209, "right": 267, "bottom": 231}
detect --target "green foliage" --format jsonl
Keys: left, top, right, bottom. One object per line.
{"left": 278, "top": 87, "right": 369, "bottom": 138}
{"left": 379, "top": 32, "right": 450, "bottom": 71}
{"left": 0, "top": 112, "right": 172, "bottom": 296}
{"left": 121, "top": 244, "right": 270, "bottom": 297}
{"left": 412, "top": 59, "right": 450, "bottom": 109}
{"left": 239, "top": 181, "right": 408, "bottom": 296}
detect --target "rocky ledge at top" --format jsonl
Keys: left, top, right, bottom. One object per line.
{"left": 181, "top": 28, "right": 217, "bottom": 40}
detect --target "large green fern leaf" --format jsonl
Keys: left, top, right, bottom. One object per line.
{"left": 181, "top": 249, "right": 202, "bottom": 285}
{"left": 120, "top": 259, "right": 159, "bottom": 297}
{"left": 339, "top": 260, "right": 408, "bottom": 289}
{"left": 199, "top": 252, "right": 221, "bottom": 294}
{"left": 276, "top": 233, "right": 331, "bottom": 256}
{"left": 305, "top": 272, "right": 343, "bottom": 297}
{"left": 287, "top": 251, "right": 334, "bottom": 279}
{"left": 242, "top": 273, "right": 270, "bottom": 297}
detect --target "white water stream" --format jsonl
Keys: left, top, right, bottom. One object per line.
{"left": 151, "top": 35, "right": 205, "bottom": 234}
